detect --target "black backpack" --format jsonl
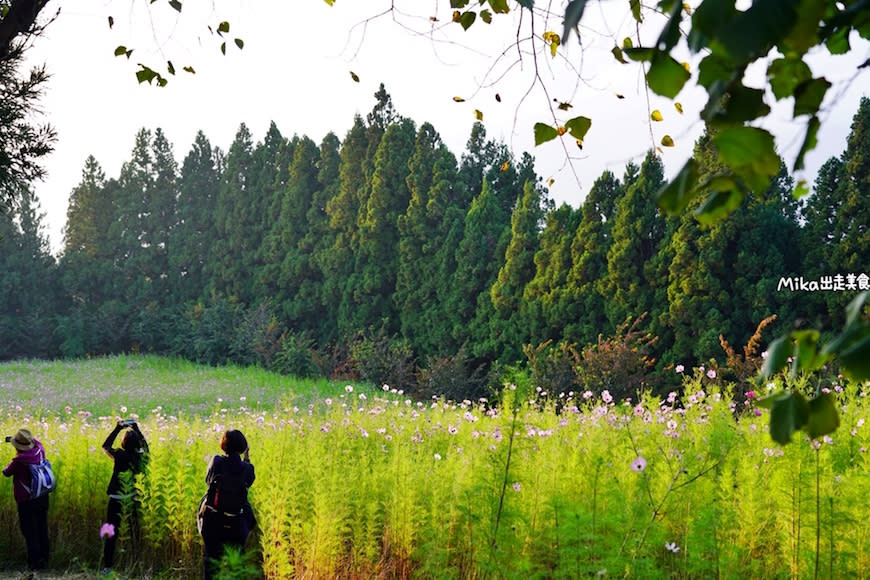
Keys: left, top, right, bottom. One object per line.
{"left": 205, "top": 457, "right": 247, "bottom": 517}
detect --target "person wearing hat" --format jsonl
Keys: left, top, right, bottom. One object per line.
{"left": 3, "top": 428, "right": 51, "bottom": 571}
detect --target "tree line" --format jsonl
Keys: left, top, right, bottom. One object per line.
{"left": 2, "top": 86, "right": 868, "bottom": 398}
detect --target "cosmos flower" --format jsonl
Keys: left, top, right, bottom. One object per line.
{"left": 100, "top": 523, "right": 115, "bottom": 539}
{"left": 630, "top": 456, "right": 647, "bottom": 473}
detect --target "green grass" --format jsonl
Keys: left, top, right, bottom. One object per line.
{"left": 0, "top": 354, "right": 347, "bottom": 417}
{"left": 0, "top": 356, "right": 868, "bottom": 579}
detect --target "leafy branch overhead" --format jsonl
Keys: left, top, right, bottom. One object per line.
{"left": 107, "top": 0, "right": 244, "bottom": 85}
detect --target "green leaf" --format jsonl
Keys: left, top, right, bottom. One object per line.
{"left": 183, "top": 65, "right": 196, "bottom": 74}
{"left": 481, "top": 9, "right": 492, "bottom": 23}
{"left": 688, "top": 0, "right": 736, "bottom": 52}
{"left": 846, "top": 291, "right": 870, "bottom": 327}
{"left": 793, "top": 77, "right": 831, "bottom": 117}
{"left": 220, "top": 42, "right": 226, "bottom": 55}
{"left": 169, "top": 0, "right": 182, "bottom": 12}
{"left": 488, "top": 0, "right": 510, "bottom": 14}
{"left": 781, "top": 0, "right": 825, "bottom": 54}
{"left": 655, "top": 0, "right": 683, "bottom": 52}
{"left": 804, "top": 393, "right": 840, "bottom": 440}
{"left": 791, "top": 329, "right": 822, "bottom": 374}
{"left": 450, "top": 0, "right": 470, "bottom": 7}
{"left": 218, "top": 21, "right": 230, "bottom": 35}
{"left": 793, "top": 179, "right": 810, "bottom": 200}
{"left": 717, "top": 0, "right": 800, "bottom": 63}
{"left": 108, "top": 15, "right": 114, "bottom": 29}
{"left": 694, "top": 187, "right": 744, "bottom": 226}
{"left": 761, "top": 335, "right": 791, "bottom": 378}
{"left": 564, "top": 116, "right": 591, "bottom": 141}
{"left": 136, "top": 66, "right": 158, "bottom": 84}
{"left": 713, "top": 126, "right": 780, "bottom": 192}
{"left": 646, "top": 52, "right": 690, "bottom": 98}
{"left": 711, "top": 84, "right": 769, "bottom": 124}
{"left": 460, "top": 10, "right": 476, "bottom": 30}
{"left": 794, "top": 116, "right": 820, "bottom": 172}
{"left": 697, "top": 53, "right": 734, "bottom": 89}
{"left": 767, "top": 57, "right": 812, "bottom": 101}
{"left": 612, "top": 46, "right": 627, "bottom": 63}
{"left": 534, "top": 123, "right": 559, "bottom": 145}
{"left": 622, "top": 37, "right": 633, "bottom": 49}
{"left": 825, "top": 26, "right": 851, "bottom": 54}
{"left": 839, "top": 333, "right": 870, "bottom": 380}
{"left": 624, "top": 47, "right": 654, "bottom": 62}
{"left": 769, "top": 391, "right": 809, "bottom": 444}
{"left": 755, "top": 390, "right": 786, "bottom": 410}
{"left": 656, "top": 158, "right": 699, "bottom": 214}
{"left": 562, "top": 0, "right": 588, "bottom": 43}
{"left": 630, "top": 0, "right": 642, "bottom": 23}
{"left": 234, "top": 38, "right": 244, "bottom": 49}
{"left": 114, "top": 45, "right": 128, "bottom": 57}
{"left": 167, "top": 60, "right": 175, "bottom": 75}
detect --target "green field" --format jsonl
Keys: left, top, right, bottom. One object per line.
{"left": 1, "top": 356, "right": 869, "bottom": 579}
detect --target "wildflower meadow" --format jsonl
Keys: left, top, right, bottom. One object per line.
{"left": 1, "top": 355, "right": 869, "bottom": 578}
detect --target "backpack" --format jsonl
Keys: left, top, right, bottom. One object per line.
{"left": 24, "top": 454, "right": 56, "bottom": 499}
{"left": 205, "top": 457, "right": 247, "bottom": 517}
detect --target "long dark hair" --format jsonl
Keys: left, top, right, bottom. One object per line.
{"left": 122, "top": 430, "right": 147, "bottom": 472}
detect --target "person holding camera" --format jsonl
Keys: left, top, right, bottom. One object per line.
{"left": 200, "top": 429, "right": 255, "bottom": 580}
{"left": 101, "top": 419, "right": 149, "bottom": 573}
{"left": 3, "top": 428, "right": 52, "bottom": 571}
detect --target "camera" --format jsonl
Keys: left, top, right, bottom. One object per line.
{"left": 120, "top": 419, "right": 136, "bottom": 427}
{"left": 3, "top": 436, "right": 11, "bottom": 443}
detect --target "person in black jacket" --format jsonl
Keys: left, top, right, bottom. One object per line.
{"left": 200, "top": 429, "right": 255, "bottom": 580}
{"left": 101, "top": 419, "right": 148, "bottom": 573}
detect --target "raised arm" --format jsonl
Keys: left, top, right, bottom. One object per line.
{"left": 102, "top": 422, "right": 123, "bottom": 459}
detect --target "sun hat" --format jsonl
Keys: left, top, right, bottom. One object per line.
{"left": 10, "top": 428, "right": 35, "bottom": 451}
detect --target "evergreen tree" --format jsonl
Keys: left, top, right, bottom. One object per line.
{"left": 602, "top": 152, "right": 667, "bottom": 329}
{"left": 349, "top": 117, "right": 417, "bottom": 334}
{"left": 306, "top": 132, "right": 342, "bottom": 344}
{"left": 326, "top": 116, "right": 369, "bottom": 340}
{"left": 449, "top": 179, "right": 512, "bottom": 361}
{"left": 832, "top": 96, "right": 870, "bottom": 274}
{"left": 208, "top": 123, "right": 256, "bottom": 304}
{"left": 170, "top": 131, "right": 222, "bottom": 304}
{"left": 562, "top": 170, "right": 624, "bottom": 346}
{"left": 251, "top": 122, "right": 292, "bottom": 304}
{"left": 522, "top": 203, "right": 583, "bottom": 345}
{"left": 0, "top": 188, "right": 60, "bottom": 359}
{"left": 269, "top": 135, "right": 320, "bottom": 327}
{"left": 489, "top": 180, "right": 546, "bottom": 362}
{"left": 395, "top": 122, "right": 461, "bottom": 356}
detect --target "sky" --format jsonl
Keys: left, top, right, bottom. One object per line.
{"left": 19, "top": 0, "right": 870, "bottom": 254}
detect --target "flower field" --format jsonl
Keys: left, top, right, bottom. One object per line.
{"left": 1, "top": 356, "right": 869, "bottom": 579}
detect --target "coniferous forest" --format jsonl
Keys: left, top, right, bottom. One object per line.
{"left": 2, "top": 86, "right": 869, "bottom": 399}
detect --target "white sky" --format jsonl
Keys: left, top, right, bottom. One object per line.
{"left": 20, "top": 0, "right": 870, "bottom": 254}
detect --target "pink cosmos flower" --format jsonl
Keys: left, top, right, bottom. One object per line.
{"left": 100, "top": 523, "right": 115, "bottom": 539}
{"left": 675, "top": 365, "right": 684, "bottom": 374}
{"left": 707, "top": 369, "right": 717, "bottom": 379}
{"left": 630, "top": 456, "right": 647, "bottom": 473}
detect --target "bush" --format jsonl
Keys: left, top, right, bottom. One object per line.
{"left": 231, "top": 300, "right": 282, "bottom": 368}
{"left": 523, "top": 340, "right": 581, "bottom": 396}
{"left": 349, "top": 327, "right": 417, "bottom": 391}
{"left": 271, "top": 331, "right": 320, "bottom": 379}
{"left": 415, "top": 347, "right": 488, "bottom": 401}
{"left": 576, "top": 313, "right": 659, "bottom": 401}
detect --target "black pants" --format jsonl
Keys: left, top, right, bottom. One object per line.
{"left": 17, "top": 494, "right": 50, "bottom": 570}
{"left": 103, "top": 495, "right": 141, "bottom": 569}
{"left": 103, "top": 497, "right": 123, "bottom": 568}
{"left": 201, "top": 514, "right": 247, "bottom": 580}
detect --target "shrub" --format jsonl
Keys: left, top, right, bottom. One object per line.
{"left": 415, "top": 347, "right": 488, "bottom": 401}
{"left": 523, "top": 340, "right": 581, "bottom": 396}
{"left": 231, "top": 300, "right": 283, "bottom": 368}
{"left": 349, "top": 327, "right": 417, "bottom": 391}
{"left": 576, "top": 313, "right": 659, "bottom": 401}
{"left": 271, "top": 331, "right": 320, "bottom": 379}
